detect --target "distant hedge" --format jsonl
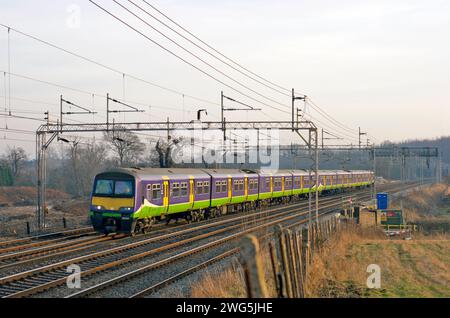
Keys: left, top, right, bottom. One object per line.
{"left": 0, "top": 164, "right": 13, "bottom": 186}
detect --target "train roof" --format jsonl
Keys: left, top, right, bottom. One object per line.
{"left": 106, "top": 168, "right": 210, "bottom": 180}
{"left": 201, "top": 169, "right": 256, "bottom": 178}
{"left": 98, "top": 168, "right": 373, "bottom": 181}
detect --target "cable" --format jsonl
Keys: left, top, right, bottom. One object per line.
{"left": 0, "top": 112, "right": 46, "bottom": 122}
{"left": 7, "top": 27, "right": 11, "bottom": 114}
{"left": 306, "top": 98, "right": 358, "bottom": 134}
{"left": 0, "top": 127, "right": 35, "bottom": 135}
{"left": 112, "top": 0, "right": 294, "bottom": 113}
{"left": 89, "top": 1, "right": 293, "bottom": 116}
{"left": 139, "top": 0, "right": 293, "bottom": 94}
{"left": 128, "top": 0, "right": 291, "bottom": 97}
{"left": 0, "top": 23, "right": 220, "bottom": 108}
{"left": 0, "top": 137, "right": 35, "bottom": 143}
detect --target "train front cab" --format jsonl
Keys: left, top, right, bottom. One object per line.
{"left": 90, "top": 172, "right": 137, "bottom": 234}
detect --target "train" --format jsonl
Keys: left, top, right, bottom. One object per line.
{"left": 89, "top": 168, "right": 374, "bottom": 235}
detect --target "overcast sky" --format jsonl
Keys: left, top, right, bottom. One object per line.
{"left": 0, "top": 0, "right": 449, "bottom": 154}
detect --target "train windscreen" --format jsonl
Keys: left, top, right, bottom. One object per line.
{"left": 94, "top": 179, "right": 134, "bottom": 197}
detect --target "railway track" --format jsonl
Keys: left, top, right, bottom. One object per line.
{"left": 0, "top": 189, "right": 373, "bottom": 298}
{"left": 0, "top": 227, "right": 95, "bottom": 254}
{"left": 0, "top": 192, "right": 349, "bottom": 276}
{"left": 68, "top": 182, "right": 420, "bottom": 298}
{"left": 0, "top": 182, "right": 419, "bottom": 298}
{"left": 66, "top": 192, "right": 375, "bottom": 298}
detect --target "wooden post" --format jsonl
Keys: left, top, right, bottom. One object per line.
{"left": 293, "top": 231, "right": 304, "bottom": 298}
{"left": 310, "top": 224, "right": 315, "bottom": 261}
{"left": 268, "top": 241, "right": 283, "bottom": 298}
{"left": 276, "top": 225, "right": 293, "bottom": 298}
{"left": 286, "top": 229, "right": 300, "bottom": 298}
{"left": 295, "top": 230, "right": 305, "bottom": 298}
{"left": 239, "top": 235, "right": 269, "bottom": 298}
{"left": 307, "top": 225, "right": 312, "bottom": 265}
{"left": 274, "top": 225, "right": 288, "bottom": 298}
{"left": 299, "top": 231, "right": 306, "bottom": 297}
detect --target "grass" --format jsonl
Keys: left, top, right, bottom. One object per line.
{"left": 309, "top": 225, "right": 450, "bottom": 298}
{"left": 191, "top": 250, "right": 278, "bottom": 298}
{"left": 191, "top": 183, "right": 450, "bottom": 298}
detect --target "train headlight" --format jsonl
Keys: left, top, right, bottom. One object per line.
{"left": 92, "top": 205, "right": 105, "bottom": 211}
{"left": 119, "top": 207, "right": 133, "bottom": 212}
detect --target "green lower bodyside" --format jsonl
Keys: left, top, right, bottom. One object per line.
{"left": 272, "top": 191, "right": 284, "bottom": 198}
{"left": 126, "top": 181, "right": 373, "bottom": 221}
{"left": 258, "top": 192, "right": 272, "bottom": 200}
{"left": 211, "top": 197, "right": 231, "bottom": 208}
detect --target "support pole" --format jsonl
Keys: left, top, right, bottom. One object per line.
{"left": 60, "top": 95, "right": 63, "bottom": 134}
{"left": 106, "top": 93, "right": 109, "bottom": 132}
{"left": 292, "top": 89, "right": 295, "bottom": 131}
{"left": 221, "top": 91, "right": 225, "bottom": 140}
{"left": 315, "top": 129, "right": 319, "bottom": 223}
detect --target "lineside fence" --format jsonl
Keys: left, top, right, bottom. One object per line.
{"left": 239, "top": 216, "right": 340, "bottom": 298}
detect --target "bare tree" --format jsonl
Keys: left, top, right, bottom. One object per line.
{"left": 154, "top": 137, "right": 183, "bottom": 168}
{"left": 104, "top": 129, "right": 145, "bottom": 167}
{"left": 4, "top": 146, "right": 28, "bottom": 181}
{"left": 78, "top": 140, "right": 109, "bottom": 195}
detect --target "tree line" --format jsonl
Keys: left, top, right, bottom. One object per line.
{"left": 0, "top": 130, "right": 182, "bottom": 196}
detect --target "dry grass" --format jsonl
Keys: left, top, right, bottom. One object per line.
{"left": 393, "top": 183, "right": 449, "bottom": 222}
{"left": 189, "top": 184, "right": 450, "bottom": 298}
{"left": 191, "top": 249, "right": 278, "bottom": 298}
{"left": 0, "top": 186, "right": 69, "bottom": 206}
{"left": 306, "top": 224, "right": 450, "bottom": 298}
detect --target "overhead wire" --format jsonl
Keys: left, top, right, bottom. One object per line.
{"left": 139, "top": 0, "right": 293, "bottom": 94}
{"left": 128, "top": 0, "right": 291, "bottom": 98}
{"left": 89, "top": 0, "right": 294, "bottom": 116}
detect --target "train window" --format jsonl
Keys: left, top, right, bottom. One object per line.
{"left": 203, "top": 181, "right": 210, "bottom": 194}
{"left": 171, "top": 183, "right": 180, "bottom": 197}
{"left": 221, "top": 181, "right": 227, "bottom": 193}
{"left": 234, "top": 180, "right": 239, "bottom": 191}
{"left": 250, "top": 179, "right": 258, "bottom": 190}
{"left": 239, "top": 180, "right": 244, "bottom": 191}
{"left": 180, "top": 182, "right": 188, "bottom": 197}
{"left": 274, "top": 178, "right": 281, "bottom": 188}
{"left": 149, "top": 184, "right": 161, "bottom": 200}
{"left": 286, "top": 178, "right": 292, "bottom": 188}
{"left": 95, "top": 180, "right": 114, "bottom": 195}
{"left": 197, "top": 182, "right": 204, "bottom": 195}
{"left": 115, "top": 181, "right": 134, "bottom": 196}
{"left": 215, "top": 181, "right": 221, "bottom": 193}
{"left": 304, "top": 177, "right": 309, "bottom": 186}
{"left": 265, "top": 178, "right": 270, "bottom": 190}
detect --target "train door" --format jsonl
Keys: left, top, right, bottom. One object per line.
{"left": 163, "top": 180, "right": 169, "bottom": 213}
{"left": 189, "top": 178, "right": 194, "bottom": 207}
{"left": 244, "top": 177, "right": 248, "bottom": 199}
{"left": 228, "top": 178, "right": 232, "bottom": 200}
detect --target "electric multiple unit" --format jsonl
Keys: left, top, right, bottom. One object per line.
{"left": 90, "top": 168, "right": 374, "bottom": 235}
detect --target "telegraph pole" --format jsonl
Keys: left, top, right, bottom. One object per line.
{"left": 292, "top": 89, "right": 306, "bottom": 131}
{"left": 359, "top": 127, "right": 367, "bottom": 149}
